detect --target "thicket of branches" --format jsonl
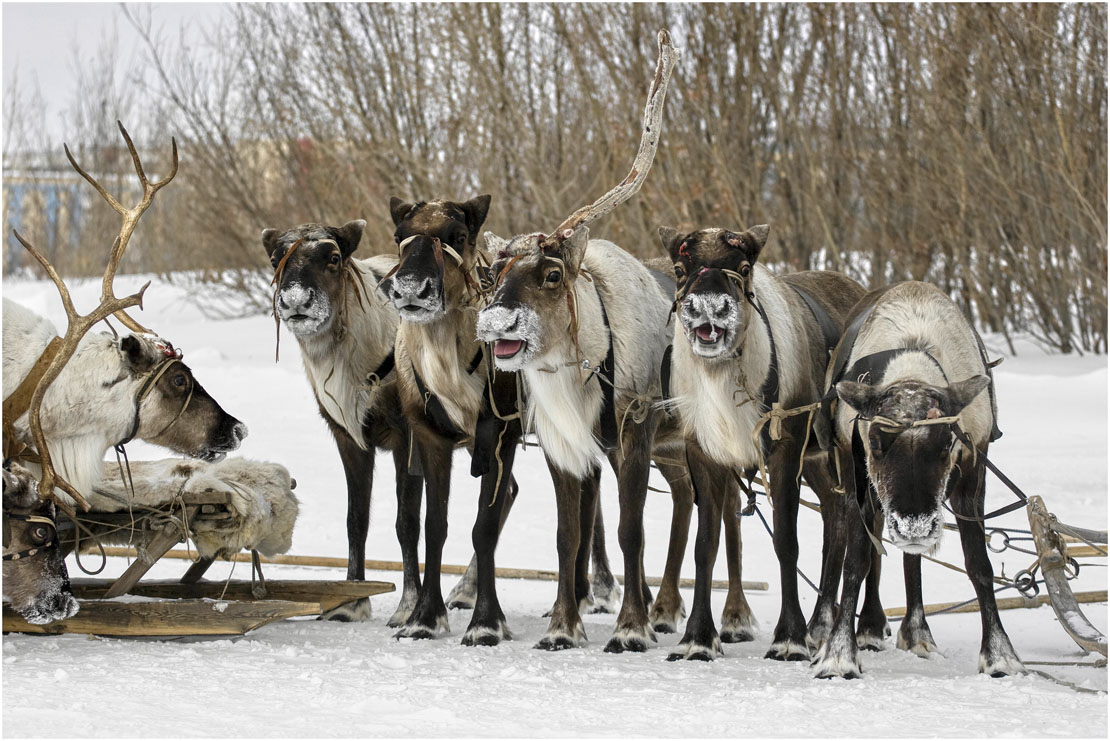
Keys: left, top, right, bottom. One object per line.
{"left": 4, "top": 3, "right": 1106, "bottom": 353}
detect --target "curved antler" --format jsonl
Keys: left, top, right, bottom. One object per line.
{"left": 540, "top": 29, "right": 678, "bottom": 250}
{"left": 10, "top": 122, "right": 177, "bottom": 511}
{"left": 65, "top": 121, "right": 178, "bottom": 334}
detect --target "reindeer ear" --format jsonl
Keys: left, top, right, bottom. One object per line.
{"left": 658, "top": 226, "right": 682, "bottom": 260}
{"left": 389, "top": 197, "right": 413, "bottom": 226}
{"left": 946, "top": 376, "right": 990, "bottom": 414}
{"left": 725, "top": 224, "right": 770, "bottom": 264}
{"left": 120, "top": 335, "right": 157, "bottom": 374}
{"left": 334, "top": 219, "right": 365, "bottom": 259}
{"left": 557, "top": 226, "right": 589, "bottom": 277}
{"left": 482, "top": 231, "right": 509, "bottom": 257}
{"left": 836, "top": 381, "right": 881, "bottom": 417}
{"left": 262, "top": 228, "right": 281, "bottom": 259}
{"left": 461, "top": 195, "right": 492, "bottom": 241}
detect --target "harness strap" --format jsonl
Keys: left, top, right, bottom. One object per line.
{"left": 596, "top": 291, "right": 619, "bottom": 452}
{"left": 3, "top": 336, "right": 63, "bottom": 461}
{"left": 660, "top": 344, "right": 673, "bottom": 402}
{"left": 788, "top": 283, "right": 841, "bottom": 361}
{"left": 365, "top": 349, "right": 396, "bottom": 387}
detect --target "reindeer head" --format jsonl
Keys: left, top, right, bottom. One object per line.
{"left": 659, "top": 224, "right": 770, "bottom": 362}
{"left": 476, "top": 228, "right": 589, "bottom": 372}
{"left": 2, "top": 460, "right": 79, "bottom": 625}
{"left": 262, "top": 220, "right": 366, "bottom": 338}
{"left": 385, "top": 196, "right": 491, "bottom": 323}
{"left": 836, "top": 375, "right": 990, "bottom": 554}
{"left": 120, "top": 334, "right": 248, "bottom": 462}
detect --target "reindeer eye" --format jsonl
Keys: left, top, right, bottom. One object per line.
{"left": 740, "top": 264, "right": 751, "bottom": 278}
{"left": 270, "top": 253, "right": 281, "bottom": 269}
{"left": 544, "top": 270, "right": 562, "bottom": 286}
{"left": 30, "top": 525, "right": 50, "bottom": 543}
{"left": 173, "top": 374, "right": 188, "bottom": 389}
{"left": 329, "top": 253, "right": 342, "bottom": 266}
{"left": 674, "top": 264, "right": 686, "bottom": 280}
{"left": 453, "top": 233, "right": 467, "bottom": 247}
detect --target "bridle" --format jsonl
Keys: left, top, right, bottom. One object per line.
{"left": 2, "top": 510, "right": 59, "bottom": 561}
{"left": 386, "top": 234, "right": 489, "bottom": 305}
{"left": 116, "top": 343, "right": 192, "bottom": 449}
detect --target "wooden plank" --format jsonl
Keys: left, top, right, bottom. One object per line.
{"left": 1027, "top": 495, "right": 1108, "bottom": 656}
{"left": 70, "top": 579, "right": 394, "bottom": 614}
{"left": 181, "top": 556, "right": 216, "bottom": 584}
{"left": 103, "top": 510, "right": 195, "bottom": 598}
{"left": 884, "top": 590, "right": 1107, "bottom": 618}
{"left": 1067, "top": 545, "right": 1107, "bottom": 559}
{"left": 95, "top": 547, "right": 770, "bottom": 592}
{"left": 2, "top": 599, "right": 319, "bottom": 637}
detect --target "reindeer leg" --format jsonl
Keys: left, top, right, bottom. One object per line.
{"left": 537, "top": 459, "right": 587, "bottom": 650}
{"left": 897, "top": 553, "right": 937, "bottom": 656}
{"left": 588, "top": 485, "right": 621, "bottom": 614}
{"left": 669, "top": 440, "right": 725, "bottom": 661}
{"left": 461, "top": 430, "right": 519, "bottom": 646}
{"left": 953, "top": 459, "right": 1023, "bottom": 676}
{"left": 387, "top": 445, "right": 424, "bottom": 627}
{"left": 649, "top": 459, "right": 692, "bottom": 634}
{"left": 448, "top": 476, "right": 517, "bottom": 611}
{"left": 576, "top": 467, "right": 601, "bottom": 613}
{"left": 395, "top": 435, "right": 452, "bottom": 639}
{"left": 804, "top": 459, "right": 846, "bottom": 651}
{"left": 812, "top": 451, "right": 873, "bottom": 679}
{"left": 321, "top": 428, "right": 374, "bottom": 622}
{"left": 765, "top": 433, "right": 811, "bottom": 661}
{"left": 720, "top": 484, "right": 757, "bottom": 642}
{"left": 856, "top": 509, "right": 891, "bottom": 650}
{"left": 604, "top": 419, "right": 659, "bottom": 653}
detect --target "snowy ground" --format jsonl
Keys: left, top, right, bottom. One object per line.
{"left": 3, "top": 274, "right": 1107, "bottom": 738}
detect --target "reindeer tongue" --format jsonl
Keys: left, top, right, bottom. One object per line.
{"left": 695, "top": 324, "right": 721, "bottom": 343}
{"left": 494, "top": 339, "right": 524, "bottom": 358}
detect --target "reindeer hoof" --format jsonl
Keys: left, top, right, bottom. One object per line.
{"left": 320, "top": 597, "right": 372, "bottom": 623}
{"left": 461, "top": 619, "right": 511, "bottom": 647}
{"left": 765, "top": 640, "right": 810, "bottom": 661}
{"left": 535, "top": 634, "right": 577, "bottom": 651}
{"left": 720, "top": 628, "right": 756, "bottom": 644}
{"left": 652, "top": 620, "right": 678, "bottom": 634}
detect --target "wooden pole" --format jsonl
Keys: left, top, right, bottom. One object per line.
{"left": 94, "top": 547, "right": 770, "bottom": 592}
{"left": 883, "top": 589, "right": 1107, "bottom": 618}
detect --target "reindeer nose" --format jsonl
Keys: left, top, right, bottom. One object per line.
{"left": 231, "top": 423, "right": 249, "bottom": 444}
{"left": 390, "top": 275, "right": 435, "bottom": 302}
{"left": 280, "top": 286, "right": 316, "bottom": 312}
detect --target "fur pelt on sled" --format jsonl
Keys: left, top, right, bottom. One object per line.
{"left": 91, "top": 458, "right": 298, "bottom": 560}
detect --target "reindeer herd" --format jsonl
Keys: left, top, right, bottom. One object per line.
{"left": 3, "top": 31, "right": 1024, "bottom": 680}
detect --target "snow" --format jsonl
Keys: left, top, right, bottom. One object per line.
{"left": 3, "top": 274, "right": 1107, "bottom": 738}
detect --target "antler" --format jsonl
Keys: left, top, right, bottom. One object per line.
{"left": 10, "top": 122, "right": 178, "bottom": 513}
{"left": 64, "top": 121, "right": 179, "bottom": 334}
{"left": 540, "top": 29, "right": 678, "bottom": 250}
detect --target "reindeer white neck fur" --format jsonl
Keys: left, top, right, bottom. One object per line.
{"left": 293, "top": 256, "right": 400, "bottom": 450}
{"left": 668, "top": 265, "right": 808, "bottom": 470}
{"left": 478, "top": 234, "right": 672, "bottom": 477}
{"left": 3, "top": 299, "right": 171, "bottom": 502}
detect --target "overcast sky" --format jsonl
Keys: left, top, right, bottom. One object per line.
{"left": 2, "top": 2, "right": 227, "bottom": 144}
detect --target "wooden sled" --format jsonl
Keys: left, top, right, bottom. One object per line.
{"left": 3, "top": 488, "right": 393, "bottom": 638}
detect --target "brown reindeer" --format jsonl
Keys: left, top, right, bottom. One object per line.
{"left": 660, "top": 224, "right": 869, "bottom": 661}
{"left": 384, "top": 194, "right": 526, "bottom": 645}
{"left": 2, "top": 460, "right": 78, "bottom": 624}
{"left": 262, "top": 220, "right": 423, "bottom": 623}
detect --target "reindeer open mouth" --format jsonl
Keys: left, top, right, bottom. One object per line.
{"left": 493, "top": 338, "right": 526, "bottom": 360}
{"left": 694, "top": 324, "right": 727, "bottom": 345}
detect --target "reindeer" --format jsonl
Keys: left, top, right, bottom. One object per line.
{"left": 262, "top": 219, "right": 423, "bottom": 623}
{"left": 2, "top": 122, "right": 245, "bottom": 618}
{"left": 813, "top": 281, "right": 1023, "bottom": 679}
{"left": 474, "top": 31, "right": 689, "bottom": 651}
{"left": 382, "top": 191, "right": 534, "bottom": 646}
{"left": 660, "top": 223, "right": 868, "bottom": 661}
{"left": 3, "top": 460, "right": 79, "bottom": 624}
